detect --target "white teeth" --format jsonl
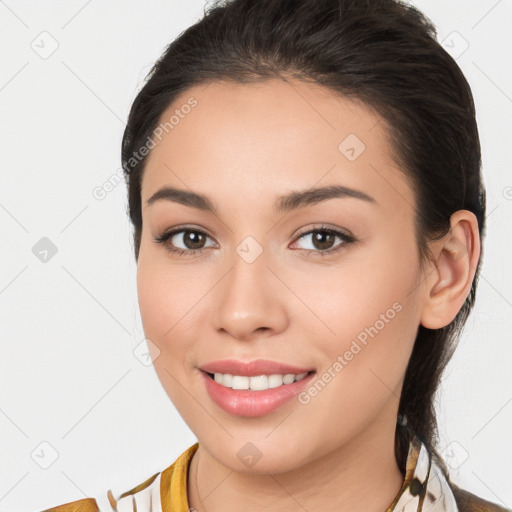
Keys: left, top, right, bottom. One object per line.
{"left": 232, "top": 375, "right": 250, "bottom": 389}
{"left": 283, "top": 373, "right": 296, "bottom": 384}
{"left": 249, "top": 375, "right": 268, "bottom": 390}
{"left": 212, "top": 371, "right": 309, "bottom": 390}
{"left": 268, "top": 374, "right": 283, "bottom": 388}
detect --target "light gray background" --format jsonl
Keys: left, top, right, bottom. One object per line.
{"left": 1, "top": 1, "right": 511, "bottom": 511}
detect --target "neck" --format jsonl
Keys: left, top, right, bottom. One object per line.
{"left": 187, "top": 420, "right": 405, "bottom": 512}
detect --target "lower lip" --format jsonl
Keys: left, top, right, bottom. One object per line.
{"left": 201, "top": 371, "right": 316, "bottom": 417}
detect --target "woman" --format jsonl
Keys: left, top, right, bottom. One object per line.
{"left": 43, "top": 0, "right": 510, "bottom": 511}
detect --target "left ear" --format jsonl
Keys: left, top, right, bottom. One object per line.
{"left": 420, "top": 210, "right": 481, "bottom": 329}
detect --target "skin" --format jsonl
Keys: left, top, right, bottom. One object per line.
{"left": 136, "top": 77, "right": 480, "bottom": 512}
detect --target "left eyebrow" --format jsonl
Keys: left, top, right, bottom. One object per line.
{"left": 274, "top": 184, "right": 377, "bottom": 214}
{"left": 145, "top": 184, "right": 377, "bottom": 214}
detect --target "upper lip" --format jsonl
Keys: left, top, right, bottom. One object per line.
{"left": 200, "top": 359, "right": 315, "bottom": 376}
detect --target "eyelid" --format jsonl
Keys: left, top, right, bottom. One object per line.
{"left": 293, "top": 223, "right": 353, "bottom": 239}
{"left": 155, "top": 224, "right": 216, "bottom": 240}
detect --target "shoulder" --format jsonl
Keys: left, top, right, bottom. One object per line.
{"left": 39, "top": 472, "right": 163, "bottom": 512}
{"left": 40, "top": 497, "right": 100, "bottom": 512}
{"left": 38, "top": 443, "right": 199, "bottom": 512}
{"left": 449, "top": 481, "right": 512, "bottom": 512}
{"left": 113, "top": 443, "right": 198, "bottom": 511}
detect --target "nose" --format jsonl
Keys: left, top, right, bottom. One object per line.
{"left": 212, "top": 244, "right": 288, "bottom": 342}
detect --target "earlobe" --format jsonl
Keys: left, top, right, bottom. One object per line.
{"left": 420, "top": 210, "right": 481, "bottom": 330}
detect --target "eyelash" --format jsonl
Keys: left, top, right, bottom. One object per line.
{"left": 153, "top": 224, "right": 356, "bottom": 258}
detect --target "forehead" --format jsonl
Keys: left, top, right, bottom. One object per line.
{"left": 140, "top": 78, "right": 416, "bottom": 217}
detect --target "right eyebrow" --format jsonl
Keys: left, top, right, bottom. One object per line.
{"left": 146, "top": 186, "right": 216, "bottom": 213}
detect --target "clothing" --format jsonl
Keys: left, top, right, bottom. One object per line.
{"left": 41, "top": 434, "right": 510, "bottom": 512}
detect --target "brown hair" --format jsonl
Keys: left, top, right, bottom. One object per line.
{"left": 121, "top": 0, "right": 485, "bottom": 479}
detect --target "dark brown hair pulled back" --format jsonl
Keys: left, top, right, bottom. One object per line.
{"left": 121, "top": 0, "right": 486, "bottom": 480}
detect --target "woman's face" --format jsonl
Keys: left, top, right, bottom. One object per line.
{"left": 137, "top": 77, "right": 429, "bottom": 472}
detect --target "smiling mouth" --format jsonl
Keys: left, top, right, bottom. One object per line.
{"left": 204, "top": 370, "right": 316, "bottom": 391}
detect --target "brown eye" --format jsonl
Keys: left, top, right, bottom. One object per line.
{"left": 310, "top": 230, "right": 336, "bottom": 251}
{"left": 177, "top": 230, "right": 207, "bottom": 250}
{"left": 293, "top": 226, "right": 355, "bottom": 256}
{"left": 153, "top": 227, "right": 216, "bottom": 255}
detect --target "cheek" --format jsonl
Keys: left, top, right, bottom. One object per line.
{"left": 294, "top": 279, "right": 419, "bottom": 451}
{"left": 136, "top": 255, "right": 197, "bottom": 411}
{"left": 299, "top": 236, "right": 422, "bottom": 387}
{"left": 136, "top": 247, "right": 201, "bottom": 345}
{"left": 292, "top": 240, "right": 419, "bottom": 339}
{"left": 135, "top": 247, "right": 214, "bottom": 394}
{"left": 136, "top": 256, "right": 169, "bottom": 345}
